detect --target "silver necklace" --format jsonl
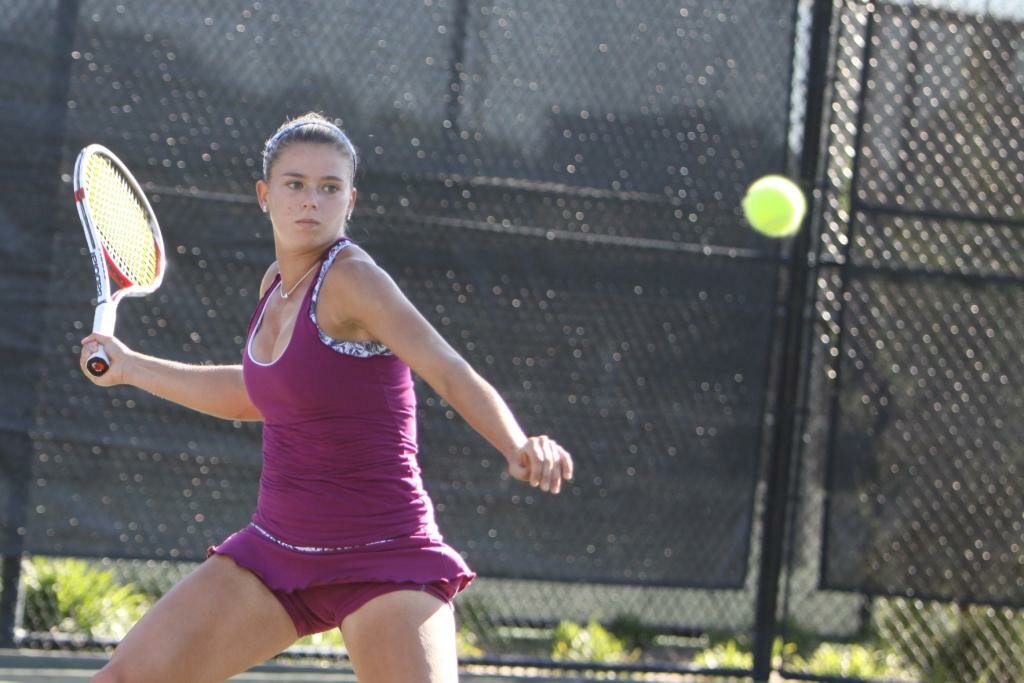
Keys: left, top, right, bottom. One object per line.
{"left": 280, "top": 262, "right": 319, "bottom": 299}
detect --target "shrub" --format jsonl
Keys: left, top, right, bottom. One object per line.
{"left": 22, "top": 557, "right": 150, "bottom": 640}
{"left": 792, "top": 642, "right": 909, "bottom": 679}
{"left": 456, "top": 623, "right": 484, "bottom": 658}
{"left": 692, "top": 638, "right": 752, "bottom": 669}
{"left": 607, "top": 614, "right": 658, "bottom": 652}
{"left": 551, "top": 619, "right": 637, "bottom": 663}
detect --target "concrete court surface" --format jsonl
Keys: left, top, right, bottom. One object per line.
{"left": 0, "top": 650, "right": 356, "bottom": 682}
{"left": 0, "top": 649, "right": 604, "bottom": 682}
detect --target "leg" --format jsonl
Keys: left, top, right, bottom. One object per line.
{"left": 341, "top": 589, "right": 457, "bottom": 683}
{"left": 91, "top": 555, "right": 298, "bottom": 683}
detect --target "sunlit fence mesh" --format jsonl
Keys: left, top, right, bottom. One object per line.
{"left": 780, "top": 1, "right": 1024, "bottom": 681}
{"left": 0, "top": 0, "right": 1021, "bottom": 680}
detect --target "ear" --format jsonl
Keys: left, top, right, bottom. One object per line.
{"left": 255, "top": 179, "right": 269, "bottom": 213}
{"left": 347, "top": 187, "right": 358, "bottom": 219}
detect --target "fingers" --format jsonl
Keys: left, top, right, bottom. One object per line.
{"left": 78, "top": 333, "right": 126, "bottom": 385}
{"left": 551, "top": 441, "right": 573, "bottom": 494}
{"left": 80, "top": 333, "right": 111, "bottom": 362}
{"left": 508, "top": 436, "right": 573, "bottom": 495}
{"left": 79, "top": 337, "right": 107, "bottom": 382}
{"left": 529, "top": 436, "right": 547, "bottom": 488}
{"left": 81, "top": 338, "right": 102, "bottom": 357}
{"left": 82, "top": 332, "right": 109, "bottom": 343}
{"left": 560, "top": 443, "right": 574, "bottom": 483}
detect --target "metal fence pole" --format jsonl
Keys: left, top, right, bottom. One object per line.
{"left": 446, "top": 0, "right": 471, "bottom": 132}
{"left": 751, "top": 0, "right": 837, "bottom": 680}
{"left": 0, "top": 553, "right": 21, "bottom": 647}
{"left": 0, "top": 435, "right": 33, "bottom": 647}
{"left": 0, "top": 0, "right": 80, "bottom": 649}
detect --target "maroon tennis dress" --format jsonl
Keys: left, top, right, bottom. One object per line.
{"left": 209, "top": 237, "right": 474, "bottom": 635}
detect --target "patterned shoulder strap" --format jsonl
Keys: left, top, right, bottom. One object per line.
{"left": 308, "top": 240, "right": 392, "bottom": 358}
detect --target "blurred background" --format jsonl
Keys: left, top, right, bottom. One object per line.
{"left": 0, "top": 0, "right": 1021, "bottom": 681}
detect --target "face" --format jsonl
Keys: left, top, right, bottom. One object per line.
{"left": 256, "top": 142, "right": 357, "bottom": 250}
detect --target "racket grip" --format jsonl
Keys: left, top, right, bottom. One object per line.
{"left": 86, "top": 346, "right": 111, "bottom": 377}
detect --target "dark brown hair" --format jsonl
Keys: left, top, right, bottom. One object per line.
{"left": 261, "top": 113, "right": 358, "bottom": 180}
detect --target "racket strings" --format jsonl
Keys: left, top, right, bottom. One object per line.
{"left": 84, "top": 155, "right": 159, "bottom": 287}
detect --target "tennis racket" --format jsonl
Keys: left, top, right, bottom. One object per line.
{"left": 73, "top": 144, "right": 166, "bottom": 376}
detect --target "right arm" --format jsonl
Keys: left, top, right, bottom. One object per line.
{"left": 79, "top": 337, "right": 258, "bottom": 421}
{"left": 77, "top": 263, "right": 279, "bottom": 422}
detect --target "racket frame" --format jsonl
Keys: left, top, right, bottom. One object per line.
{"left": 73, "top": 144, "right": 166, "bottom": 373}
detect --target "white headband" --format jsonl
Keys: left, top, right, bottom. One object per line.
{"left": 262, "top": 119, "right": 357, "bottom": 177}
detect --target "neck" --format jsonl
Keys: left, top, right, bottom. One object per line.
{"left": 273, "top": 236, "right": 346, "bottom": 299}
{"left": 278, "top": 260, "right": 319, "bottom": 300}
{"left": 273, "top": 235, "right": 345, "bottom": 272}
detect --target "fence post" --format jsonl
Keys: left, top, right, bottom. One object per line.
{"left": 0, "top": 436, "right": 33, "bottom": 648}
{"left": 0, "top": 0, "right": 80, "bottom": 649}
{"left": 751, "top": 0, "right": 837, "bottom": 680}
{"left": 0, "top": 554, "right": 21, "bottom": 647}
{"left": 446, "top": 0, "right": 471, "bottom": 132}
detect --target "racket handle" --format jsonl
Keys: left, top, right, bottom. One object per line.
{"left": 86, "top": 346, "right": 111, "bottom": 377}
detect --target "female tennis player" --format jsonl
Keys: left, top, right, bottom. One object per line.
{"left": 80, "top": 112, "right": 573, "bottom": 683}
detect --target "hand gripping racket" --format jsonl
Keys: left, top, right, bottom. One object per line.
{"left": 73, "top": 144, "right": 166, "bottom": 376}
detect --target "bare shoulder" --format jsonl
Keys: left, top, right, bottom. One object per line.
{"left": 322, "top": 244, "right": 396, "bottom": 300}
{"left": 258, "top": 262, "right": 280, "bottom": 298}
{"left": 318, "top": 244, "right": 407, "bottom": 330}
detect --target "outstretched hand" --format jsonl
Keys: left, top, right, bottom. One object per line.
{"left": 506, "top": 436, "right": 573, "bottom": 494}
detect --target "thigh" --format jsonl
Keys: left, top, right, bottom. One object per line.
{"left": 341, "top": 589, "right": 457, "bottom": 683}
{"left": 96, "top": 555, "right": 298, "bottom": 683}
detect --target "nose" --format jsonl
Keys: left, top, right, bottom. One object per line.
{"left": 301, "top": 187, "right": 318, "bottom": 208}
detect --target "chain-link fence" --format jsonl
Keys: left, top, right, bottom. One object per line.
{"left": 780, "top": 1, "right": 1024, "bottom": 681}
{"left": 0, "top": 1, "right": 1021, "bottom": 681}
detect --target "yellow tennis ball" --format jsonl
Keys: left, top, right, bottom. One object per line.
{"left": 741, "top": 175, "right": 807, "bottom": 238}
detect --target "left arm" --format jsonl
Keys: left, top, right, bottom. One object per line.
{"left": 320, "top": 256, "right": 573, "bottom": 493}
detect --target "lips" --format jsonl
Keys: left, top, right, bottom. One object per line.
{"left": 296, "top": 219, "right": 320, "bottom": 226}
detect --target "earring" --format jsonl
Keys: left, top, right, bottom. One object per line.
{"left": 261, "top": 205, "right": 268, "bottom": 213}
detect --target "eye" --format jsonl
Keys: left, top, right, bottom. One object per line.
{"left": 322, "top": 184, "right": 341, "bottom": 194}
{"left": 285, "top": 180, "right": 303, "bottom": 190}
